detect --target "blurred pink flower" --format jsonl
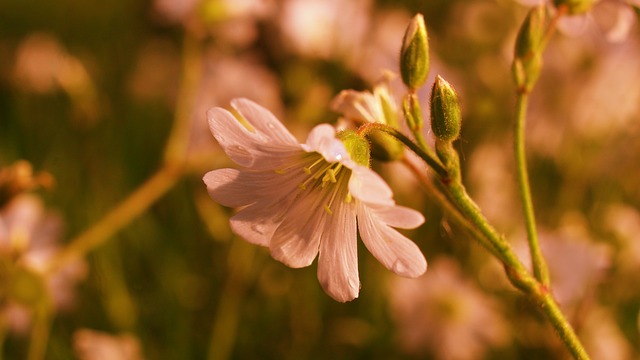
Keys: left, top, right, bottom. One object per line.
{"left": 278, "top": 0, "right": 371, "bottom": 60}
{"left": 12, "top": 33, "right": 100, "bottom": 123}
{"left": 0, "top": 194, "right": 86, "bottom": 334}
{"left": 74, "top": 329, "right": 144, "bottom": 360}
{"left": 187, "top": 52, "right": 283, "bottom": 158}
{"left": 513, "top": 223, "right": 611, "bottom": 311}
{"left": 580, "top": 306, "right": 635, "bottom": 360}
{"left": 203, "top": 98, "right": 426, "bottom": 302}
{"left": 389, "top": 258, "right": 509, "bottom": 360}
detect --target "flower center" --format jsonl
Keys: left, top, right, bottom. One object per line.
{"left": 275, "top": 152, "right": 353, "bottom": 215}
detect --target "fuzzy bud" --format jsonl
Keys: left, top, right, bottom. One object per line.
{"left": 430, "top": 76, "right": 461, "bottom": 142}
{"left": 400, "top": 14, "right": 430, "bottom": 91}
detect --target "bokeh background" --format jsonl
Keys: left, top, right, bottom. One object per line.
{"left": 1, "top": 0, "right": 640, "bottom": 359}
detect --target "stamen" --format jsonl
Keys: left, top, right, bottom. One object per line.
{"left": 303, "top": 157, "right": 325, "bottom": 175}
{"left": 345, "top": 193, "right": 352, "bottom": 203}
{"left": 323, "top": 204, "right": 333, "bottom": 215}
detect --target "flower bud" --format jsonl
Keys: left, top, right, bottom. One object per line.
{"left": 337, "top": 130, "right": 371, "bottom": 167}
{"left": 400, "top": 14, "right": 430, "bottom": 91}
{"left": 552, "top": 0, "right": 596, "bottom": 15}
{"left": 514, "top": 6, "right": 546, "bottom": 60}
{"left": 512, "top": 6, "right": 546, "bottom": 93}
{"left": 430, "top": 76, "right": 461, "bottom": 142}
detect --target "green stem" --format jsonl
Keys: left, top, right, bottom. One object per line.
{"left": 446, "top": 174, "right": 589, "bottom": 359}
{"left": 514, "top": 92, "right": 549, "bottom": 285}
{"left": 45, "top": 164, "right": 181, "bottom": 273}
{"left": 401, "top": 157, "right": 504, "bottom": 260}
{"left": 395, "top": 134, "right": 589, "bottom": 359}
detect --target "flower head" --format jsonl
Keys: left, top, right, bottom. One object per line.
{"left": 203, "top": 98, "right": 427, "bottom": 302}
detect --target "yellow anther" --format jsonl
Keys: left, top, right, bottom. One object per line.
{"left": 274, "top": 169, "right": 287, "bottom": 174}
{"left": 345, "top": 193, "right": 352, "bottom": 203}
{"left": 324, "top": 204, "right": 333, "bottom": 215}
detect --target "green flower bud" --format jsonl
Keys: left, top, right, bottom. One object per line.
{"left": 400, "top": 14, "right": 430, "bottom": 91}
{"left": 338, "top": 130, "right": 371, "bottom": 167}
{"left": 512, "top": 6, "right": 546, "bottom": 93}
{"left": 430, "top": 76, "right": 461, "bottom": 142}
{"left": 552, "top": 0, "right": 596, "bottom": 15}
{"left": 514, "top": 6, "right": 546, "bottom": 60}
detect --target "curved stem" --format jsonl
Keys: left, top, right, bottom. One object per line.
{"left": 390, "top": 130, "right": 590, "bottom": 359}
{"left": 447, "top": 178, "right": 589, "bottom": 360}
{"left": 402, "top": 157, "right": 504, "bottom": 260}
{"left": 514, "top": 92, "right": 549, "bottom": 285}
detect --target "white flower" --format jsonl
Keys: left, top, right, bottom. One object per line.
{"left": 203, "top": 98, "right": 427, "bottom": 302}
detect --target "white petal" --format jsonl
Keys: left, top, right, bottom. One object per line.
{"left": 348, "top": 166, "right": 394, "bottom": 206}
{"left": 203, "top": 169, "right": 254, "bottom": 208}
{"left": 207, "top": 107, "right": 260, "bottom": 167}
{"left": 370, "top": 205, "right": 425, "bottom": 229}
{"left": 230, "top": 199, "right": 289, "bottom": 247}
{"left": 269, "top": 191, "right": 324, "bottom": 268}
{"left": 317, "top": 201, "right": 359, "bottom": 302}
{"left": 231, "top": 98, "right": 299, "bottom": 145}
{"left": 302, "top": 124, "right": 348, "bottom": 163}
{"left": 358, "top": 204, "right": 427, "bottom": 278}
{"left": 204, "top": 167, "right": 304, "bottom": 207}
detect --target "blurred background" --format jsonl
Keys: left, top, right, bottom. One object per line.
{"left": 1, "top": 0, "right": 640, "bottom": 359}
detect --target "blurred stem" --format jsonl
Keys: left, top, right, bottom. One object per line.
{"left": 208, "top": 239, "right": 257, "bottom": 360}
{"left": 0, "top": 315, "right": 6, "bottom": 360}
{"left": 47, "top": 30, "right": 204, "bottom": 272}
{"left": 164, "top": 32, "right": 203, "bottom": 164}
{"left": 514, "top": 91, "right": 549, "bottom": 285}
{"left": 27, "top": 305, "right": 51, "bottom": 360}
{"left": 45, "top": 164, "right": 182, "bottom": 273}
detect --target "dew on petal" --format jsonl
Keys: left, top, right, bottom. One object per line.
{"left": 392, "top": 260, "right": 408, "bottom": 275}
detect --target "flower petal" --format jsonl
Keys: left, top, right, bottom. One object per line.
{"left": 269, "top": 190, "right": 324, "bottom": 268}
{"left": 348, "top": 165, "right": 394, "bottom": 206}
{"left": 317, "top": 201, "right": 360, "bottom": 302}
{"left": 370, "top": 205, "right": 425, "bottom": 229}
{"left": 230, "top": 200, "right": 288, "bottom": 247}
{"left": 207, "top": 107, "right": 260, "bottom": 167}
{"left": 203, "top": 168, "right": 302, "bottom": 208}
{"left": 231, "top": 98, "right": 299, "bottom": 146}
{"left": 302, "top": 124, "right": 348, "bottom": 163}
{"left": 203, "top": 169, "right": 255, "bottom": 208}
{"left": 358, "top": 203, "right": 427, "bottom": 278}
